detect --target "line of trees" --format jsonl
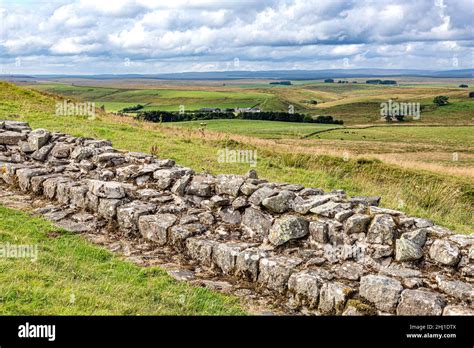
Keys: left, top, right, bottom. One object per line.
{"left": 136, "top": 110, "right": 343, "bottom": 125}
{"left": 366, "top": 79, "right": 397, "bottom": 85}
{"left": 120, "top": 104, "right": 145, "bottom": 112}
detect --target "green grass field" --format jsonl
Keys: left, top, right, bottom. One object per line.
{"left": 0, "top": 206, "right": 245, "bottom": 315}
{"left": 313, "top": 125, "right": 474, "bottom": 148}
{"left": 27, "top": 80, "right": 474, "bottom": 125}
{"left": 172, "top": 119, "right": 341, "bottom": 139}
{"left": 29, "top": 83, "right": 283, "bottom": 112}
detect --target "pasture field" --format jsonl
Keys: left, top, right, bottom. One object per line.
{"left": 172, "top": 119, "right": 341, "bottom": 139}
{"left": 26, "top": 79, "right": 474, "bottom": 126}
{"left": 29, "top": 82, "right": 285, "bottom": 112}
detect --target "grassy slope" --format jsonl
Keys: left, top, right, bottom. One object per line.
{"left": 29, "top": 83, "right": 283, "bottom": 112}
{"left": 0, "top": 206, "right": 245, "bottom": 315}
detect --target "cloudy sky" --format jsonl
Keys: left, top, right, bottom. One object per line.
{"left": 0, "top": 0, "right": 473, "bottom": 74}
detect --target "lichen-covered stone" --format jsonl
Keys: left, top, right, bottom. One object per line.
{"left": 318, "top": 281, "right": 354, "bottom": 315}
{"left": 186, "top": 175, "right": 215, "bottom": 197}
{"left": 258, "top": 256, "right": 302, "bottom": 293}
{"left": 309, "top": 221, "right": 328, "bottom": 244}
{"left": 344, "top": 214, "right": 371, "bottom": 234}
{"left": 435, "top": 275, "right": 474, "bottom": 302}
{"left": 31, "top": 143, "right": 54, "bottom": 161}
{"left": 342, "top": 299, "right": 376, "bottom": 316}
{"left": 139, "top": 214, "right": 177, "bottom": 245}
{"left": 248, "top": 186, "right": 278, "bottom": 206}
{"left": 310, "top": 201, "right": 345, "bottom": 218}
{"left": 262, "top": 190, "right": 295, "bottom": 213}
{"left": 215, "top": 174, "right": 244, "bottom": 197}
{"left": 98, "top": 198, "right": 125, "bottom": 219}
{"left": 185, "top": 238, "right": 218, "bottom": 267}
{"left": 218, "top": 207, "right": 241, "bottom": 224}
{"left": 429, "top": 240, "right": 461, "bottom": 266}
{"left": 334, "top": 262, "right": 364, "bottom": 280}
{"left": 235, "top": 248, "right": 267, "bottom": 281}
{"left": 169, "top": 223, "right": 206, "bottom": 247}
{"left": 0, "top": 131, "right": 26, "bottom": 145}
{"left": 27, "top": 129, "right": 50, "bottom": 151}
{"left": 88, "top": 180, "right": 126, "bottom": 199}
{"left": 443, "top": 305, "right": 474, "bottom": 316}
{"left": 242, "top": 207, "right": 272, "bottom": 238}
{"left": 117, "top": 201, "right": 157, "bottom": 233}
{"left": 16, "top": 168, "right": 49, "bottom": 192}
{"left": 268, "top": 216, "right": 309, "bottom": 246}
{"left": 395, "top": 238, "right": 423, "bottom": 262}
{"left": 288, "top": 270, "right": 325, "bottom": 308}
{"left": 359, "top": 275, "right": 403, "bottom": 313}
{"left": 212, "top": 242, "right": 250, "bottom": 275}
{"left": 50, "top": 143, "right": 71, "bottom": 158}
{"left": 397, "top": 289, "right": 445, "bottom": 316}
{"left": 366, "top": 214, "right": 396, "bottom": 245}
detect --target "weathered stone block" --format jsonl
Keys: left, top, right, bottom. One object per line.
{"left": 215, "top": 174, "right": 244, "bottom": 197}
{"left": 139, "top": 214, "right": 177, "bottom": 245}
{"left": 268, "top": 216, "right": 309, "bottom": 246}
{"left": 218, "top": 207, "right": 241, "bottom": 224}
{"left": 88, "top": 180, "right": 126, "bottom": 199}
{"left": 359, "top": 275, "right": 403, "bottom": 313}
{"left": 395, "top": 238, "right": 423, "bottom": 262}
{"left": 212, "top": 242, "right": 250, "bottom": 275}
{"left": 241, "top": 207, "right": 272, "bottom": 239}
{"left": 262, "top": 190, "right": 295, "bottom": 213}
{"left": 366, "top": 214, "right": 396, "bottom": 245}
{"left": 186, "top": 175, "right": 215, "bottom": 197}
{"left": 235, "top": 247, "right": 267, "bottom": 281}
{"left": 185, "top": 238, "right": 218, "bottom": 267}
{"left": 288, "top": 270, "right": 325, "bottom": 308}
{"left": 318, "top": 281, "right": 354, "bottom": 315}
{"left": 397, "top": 289, "right": 445, "bottom": 316}
{"left": 309, "top": 221, "right": 329, "bottom": 244}
{"left": 248, "top": 186, "right": 277, "bottom": 206}
{"left": 98, "top": 198, "right": 124, "bottom": 219}
{"left": 69, "top": 185, "right": 88, "bottom": 209}
{"left": 258, "top": 256, "right": 302, "bottom": 293}
{"left": 310, "top": 201, "right": 345, "bottom": 218}
{"left": 293, "top": 195, "right": 331, "bottom": 214}
{"left": 169, "top": 223, "right": 206, "bottom": 247}
{"left": 0, "top": 131, "right": 26, "bottom": 145}
{"left": 43, "top": 177, "right": 69, "bottom": 200}
{"left": 344, "top": 214, "right": 371, "bottom": 234}
{"left": 50, "top": 143, "right": 71, "bottom": 158}
{"left": 27, "top": 129, "right": 51, "bottom": 151}
{"left": 31, "top": 143, "right": 54, "bottom": 161}
{"left": 117, "top": 201, "right": 157, "bottom": 233}
{"left": 429, "top": 239, "right": 461, "bottom": 266}
{"left": 16, "top": 168, "right": 49, "bottom": 191}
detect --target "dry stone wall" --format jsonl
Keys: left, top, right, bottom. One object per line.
{"left": 1, "top": 120, "right": 473, "bottom": 315}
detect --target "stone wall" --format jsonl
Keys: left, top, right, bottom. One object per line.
{"left": 0, "top": 120, "right": 473, "bottom": 315}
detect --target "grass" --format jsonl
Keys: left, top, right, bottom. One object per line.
{"left": 0, "top": 206, "right": 245, "bottom": 315}
{"left": 28, "top": 81, "right": 474, "bottom": 125}
{"left": 171, "top": 119, "right": 342, "bottom": 139}
{"left": 1, "top": 81, "right": 472, "bottom": 233}
{"left": 313, "top": 125, "right": 474, "bottom": 149}
{"left": 28, "top": 83, "right": 282, "bottom": 112}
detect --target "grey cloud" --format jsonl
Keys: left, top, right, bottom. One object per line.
{"left": 0, "top": 0, "right": 472, "bottom": 73}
